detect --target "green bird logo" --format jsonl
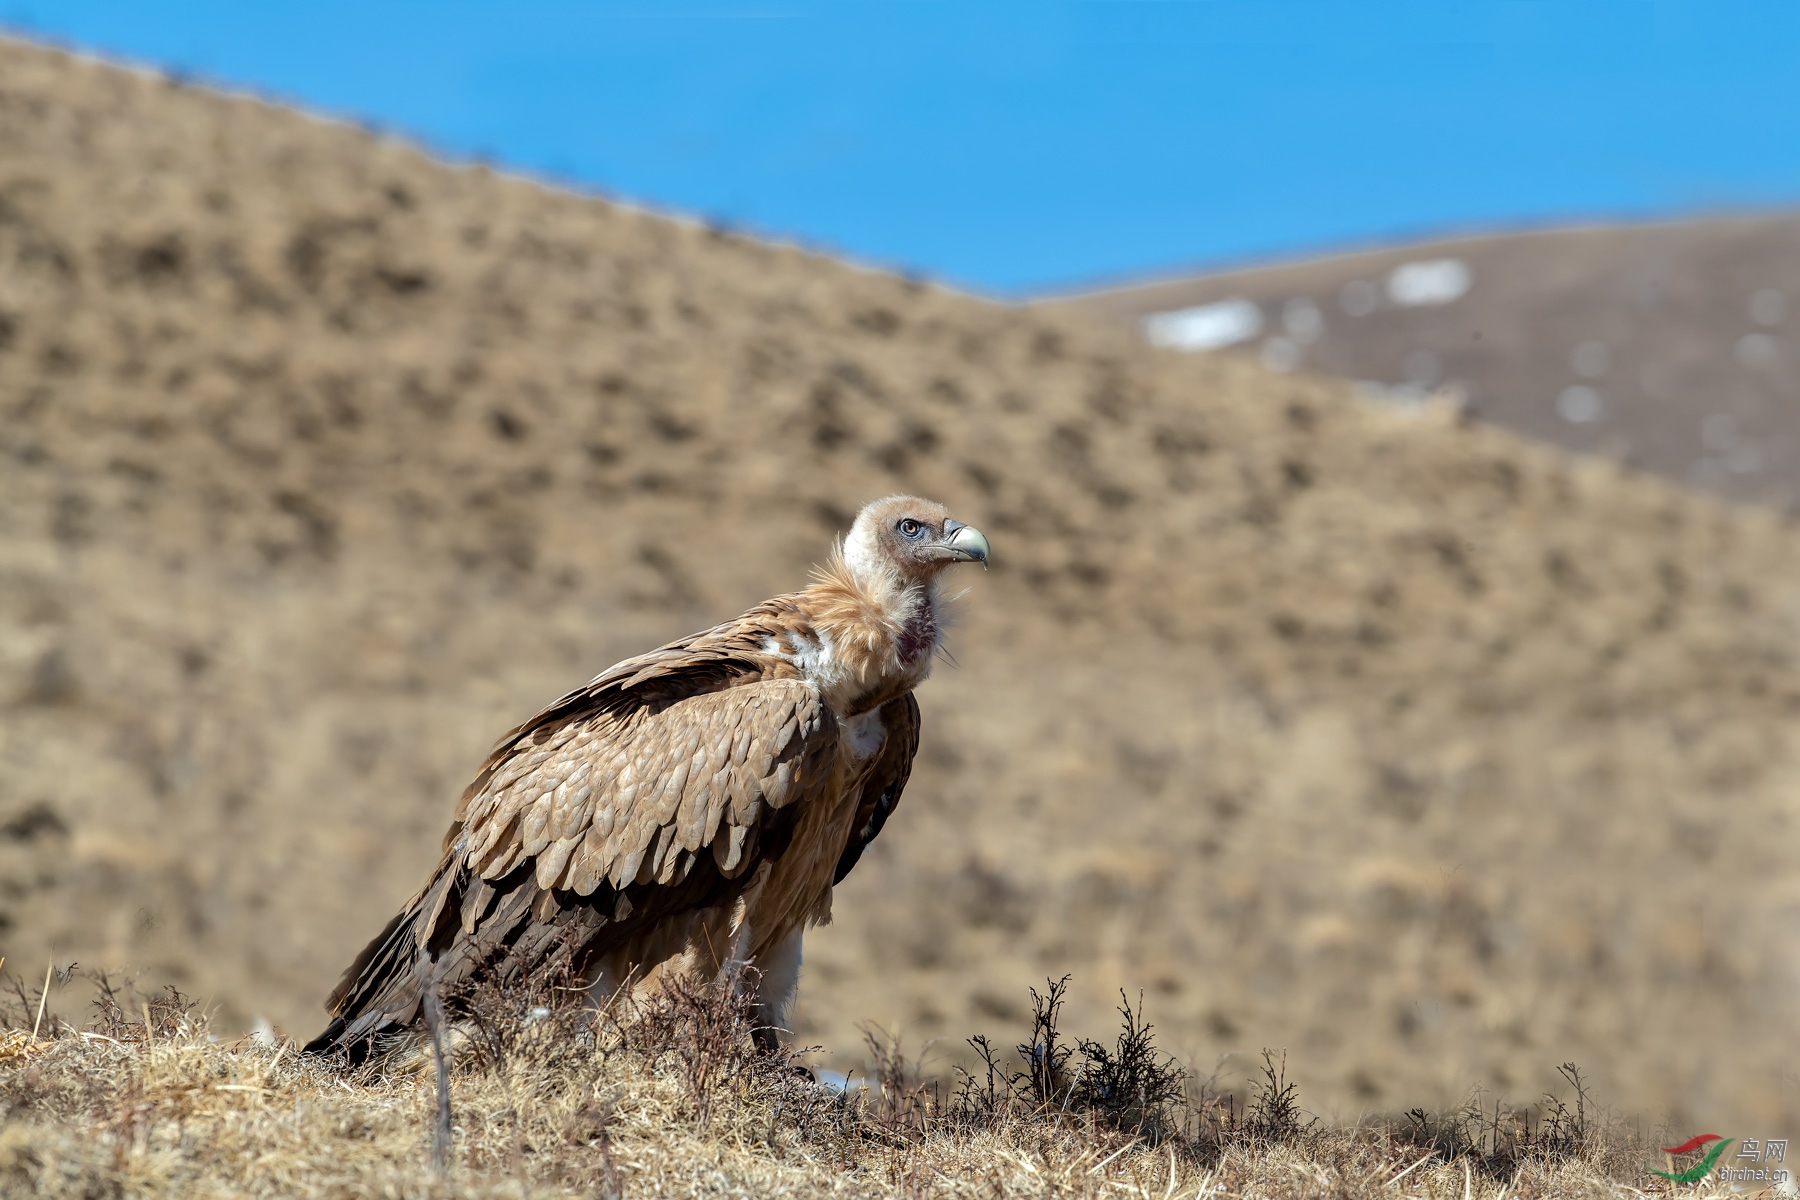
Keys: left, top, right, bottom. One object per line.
{"left": 1650, "top": 1134, "right": 1733, "bottom": 1184}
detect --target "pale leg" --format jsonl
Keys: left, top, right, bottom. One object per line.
{"left": 751, "top": 926, "right": 804, "bottom": 1055}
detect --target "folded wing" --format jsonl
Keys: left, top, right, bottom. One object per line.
{"left": 458, "top": 678, "right": 833, "bottom": 895}
{"left": 306, "top": 628, "right": 839, "bottom": 1059}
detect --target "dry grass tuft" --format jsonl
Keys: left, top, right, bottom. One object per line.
{"left": 0, "top": 968, "right": 1662, "bottom": 1198}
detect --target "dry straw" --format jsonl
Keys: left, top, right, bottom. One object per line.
{"left": 0, "top": 967, "right": 1655, "bottom": 1199}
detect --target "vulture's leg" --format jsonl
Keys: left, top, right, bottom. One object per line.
{"left": 750, "top": 926, "right": 804, "bottom": 1056}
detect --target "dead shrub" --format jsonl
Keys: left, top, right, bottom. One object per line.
{"left": 953, "top": 975, "right": 1185, "bottom": 1139}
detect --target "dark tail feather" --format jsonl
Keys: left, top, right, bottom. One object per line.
{"left": 305, "top": 841, "right": 752, "bottom": 1062}
{"left": 301, "top": 1016, "right": 350, "bottom": 1059}
{"left": 303, "top": 857, "right": 465, "bottom": 1061}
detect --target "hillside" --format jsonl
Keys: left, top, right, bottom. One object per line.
{"left": 1047, "top": 217, "right": 1800, "bottom": 507}
{"left": 1, "top": 37, "right": 1798, "bottom": 1132}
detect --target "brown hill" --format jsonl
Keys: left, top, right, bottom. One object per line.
{"left": 1046, "top": 218, "right": 1800, "bottom": 508}
{"left": 2, "top": 38, "right": 1798, "bottom": 1129}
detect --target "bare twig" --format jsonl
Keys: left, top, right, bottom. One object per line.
{"left": 1088, "top": 1138, "right": 1140, "bottom": 1174}
{"left": 421, "top": 972, "right": 453, "bottom": 1176}
{"left": 30, "top": 960, "right": 51, "bottom": 1043}
{"left": 263, "top": 1039, "right": 289, "bottom": 1087}
{"left": 1387, "top": 1152, "right": 1436, "bottom": 1186}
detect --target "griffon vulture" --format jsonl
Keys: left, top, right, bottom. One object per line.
{"left": 305, "top": 496, "right": 989, "bottom": 1060}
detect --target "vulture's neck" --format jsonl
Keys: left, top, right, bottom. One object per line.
{"left": 791, "top": 557, "right": 942, "bottom": 715}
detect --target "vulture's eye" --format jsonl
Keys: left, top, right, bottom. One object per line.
{"left": 897, "top": 518, "right": 924, "bottom": 539}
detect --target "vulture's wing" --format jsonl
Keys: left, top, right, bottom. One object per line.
{"left": 305, "top": 622, "right": 838, "bottom": 1060}
{"left": 833, "top": 693, "right": 920, "bottom": 884}
{"left": 456, "top": 676, "right": 832, "bottom": 894}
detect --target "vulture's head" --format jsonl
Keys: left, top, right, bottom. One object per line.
{"left": 842, "top": 495, "right": 989, "bottom": 588}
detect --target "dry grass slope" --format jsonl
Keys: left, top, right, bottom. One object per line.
{"left": 0, "top": 36, "right": 1797, "bottom": 1132}
{"left": 1049, "top": 216, "right": 1800, "bottom": 508}
{"left": 0, "top": 974, "right": 1652, "bottom": 1200}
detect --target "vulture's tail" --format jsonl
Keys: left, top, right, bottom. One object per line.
{"left": 301, "top": 855, "right": 459, "bottom": 1062}
{"left": 306, "top": 820, "right": 755, "bottom": 1062}
{"left": 303, "top": 850, "right": 628, "bottom": 1062}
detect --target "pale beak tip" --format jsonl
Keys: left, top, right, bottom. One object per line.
{"left": 945, "top": 524, "right": 990, "bottom": 566}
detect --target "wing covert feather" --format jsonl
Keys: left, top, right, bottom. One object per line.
{"left": 458, "top": 677, "right": 833, "bottom": 898}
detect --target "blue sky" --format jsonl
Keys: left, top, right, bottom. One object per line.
{"left": 10, "top": 1, "right": 1800, "bottom": 296}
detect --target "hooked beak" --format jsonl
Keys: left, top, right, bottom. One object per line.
{"left": 940, "top": 520, "right": 991, "bottom": 566}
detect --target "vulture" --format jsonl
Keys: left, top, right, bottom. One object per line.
{"left": 305, "top": 495, "right": 989, "bottom": 1060}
